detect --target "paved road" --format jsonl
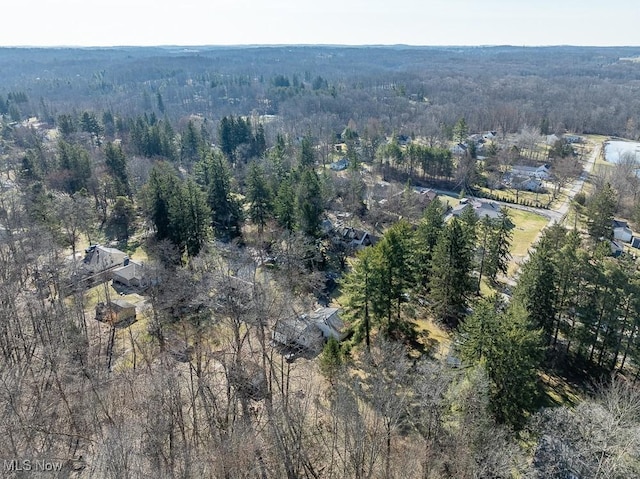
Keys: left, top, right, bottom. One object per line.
{"left": 434, "top": 142, "right": 601, "bottom": 225}
{"left": 507, "top": 142, "right": 602, "bottom": 285}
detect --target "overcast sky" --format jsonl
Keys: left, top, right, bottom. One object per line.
{"left": 2, "top": 0, "right": 639, "bottom": 47}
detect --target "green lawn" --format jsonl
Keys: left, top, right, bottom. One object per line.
{"left": 506, "top": 208, "right": 550, "bottom": 276}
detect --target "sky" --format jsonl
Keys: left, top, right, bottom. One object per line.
{"left": 2, "top": 0, "right": 639, "bottom": 47}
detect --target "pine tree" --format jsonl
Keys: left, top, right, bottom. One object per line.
{"left": 586, "top": 182, "right": 617, "bottom": 240}
{"left": 375, "top": 221, "right": 415, "bottom": 338}
{"left": 513, "top": 241, "right": 556, "bottom": 345}
{"left": 180, "top": 120, "right": 202, "bottom": 162}
{"left": 144, "top": 162, "right": 182, "bottom": 243}
{"left": 246, "top": 161, "right": 272, "bottom": 233}
{"left": 412, "top": 198, "right": 445, "bottom": 294}
{"left": 458, "top": 297, "right": 543, "bottom": 429}
{"left": 428, "top": 218, "right": 475, "bottom": 327}
{"left": 199, "top": 153, "right": 243, "bottom": 241}
{"left": 299, "top": 135, "right": 316, "bottom": 168}
{"left": 296, "top": 169, "right": 323, "bottom": 237}
{"left": 479, "top": 209, "right": 513, "bottom": 287}
{"left": 319, "top": 337, "right": 343, "bottom": 383}
{"left": 453, "top": 117, "right": 469, "bottom": 143}
{"left": 144, "top": 163, "right": 210, "bottom": 258}
{"left": 104, "top": 141, "right": 131, "bottom": 197}
{"left": 274, "top": 178, "right": 296, "bottom": 232}
{"left": 339, "top": 246, "right": 380, "bottom": 352}
{"left": 180, "top": 179, "right": 211, "bottom": 257}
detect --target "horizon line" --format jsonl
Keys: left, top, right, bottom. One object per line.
{"left": 0, "top": 43, "right": 639, "bottom": 49}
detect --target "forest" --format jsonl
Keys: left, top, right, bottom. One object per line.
{"left": 0, "top": 45, "right": 640, "bottom": 478}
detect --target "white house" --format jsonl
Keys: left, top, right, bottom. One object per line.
{"left": 613, "top": 220, "right": 633, "bottom": 243}
{"left": 306, "top": 307, "right": 347, "bottom": 341}
{"left": 448, "top": 200, "right": 503, "bottom": 221}
{"left": 510, "top": 164, "right": 551, "bottom": 180}
{"left": 450, "top": 143, "right": 468, "bottom": 156}
{"left": 514, "top": 177, "right": 545, "bottom": 193}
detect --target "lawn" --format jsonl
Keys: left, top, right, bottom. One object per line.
{"left": 506, "top": 207, "right": 550, "bottom": 276}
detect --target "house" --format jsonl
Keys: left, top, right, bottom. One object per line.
{"left": 306, "top": 307, "right": 347, "bottom": 341}
{"left": 613, "top": 220, "right": 633, "bottom": 243}
{"left": 483, "top": 131, "right": 497, "bottom": 140}
{"left": 112, "top": 261, "right": 147, "bottom": 288}
{"left": 564, "top": 135, "right": 583, "bottom": 144}
{"left": 609, "top": 240, "right": 625, "bottom": 257}
{"left": 610, "top": 240, "right": 625, "bottom": 257}
{"left": 396, "top": 134, "right": 411, "bottom": 146}
{"left": 412, "top": 186, "right": 438, "bottom": 202}
{"left": 448, "top": 200, "right": 503, "bottom": 221}
{"left": 95, "top": 299, "right": 137, "bottom": 325}
{"left": 514, "top": 177, "right": 545, "bottom": 193}
{"left": 613, "top": 219, "right": 633, "bottom": 243}
{"left": 450, "top": 143, "right": 468, "bottom": 156}
{"left": 82, "top": 244, "right": 129, "bottom": 275}
{"left": 272, "top": 317, "right": 325, "bottom": 354}
{"left": 546, "top": 134, "right": 560, "bottom": 145}
{"left": 330, "top": 157, "right": 349, "bottom": 171}
{"left": 510, "top": 164, "right": 551, "bottom": 180}
{"left": 272, "top": 307, "right": 347, "bottom": 354}
{"left": 335, "top": 225, "right": 377, "bottom": 249}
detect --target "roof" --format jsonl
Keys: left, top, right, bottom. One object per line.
{"left": 450, "top": 200, "right": 502, "bottom": 220}
{"left": 511, "top": 164, "right": 549, "bottom": 174}
{"left": 612, "top": 219, "right": 630, "bottom": 229}
{"left": 308, "top": 307, "right": 344, "bottom": 333}
{"left": 112, "top": 261, "right": 145, "bottom": 281}
{"left": 330, "top": 158, "right": 349, "bottom": 170}
{"left": 83, "top": 244, "right": 129, "bottom": 273}
{"left": 632, "top": 237, "right": 640, "bottom": 249}
{"left": 110, "top": 299, "right": 136, "bottom": 310}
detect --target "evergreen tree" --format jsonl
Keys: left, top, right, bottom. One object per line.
{"left": 299, "top": 136, "right": 316, "bottom": 168}
{"left": 80, "top": 111, "right": 103, "bottom": 144}
{"left": 339, "top": 246, "right": 380, "bottom": 352}
{"left": 412, "top": 198, "right": 445, "bottom": 294}
{"left": 246, "top": 161, "right": 272, "bottom": 233}
{"left": 156, "top": 92, "right": 165, "bottom": 114}
{"left": 274, "top": 178, "right": 296, "bottom": 231}
{"left": 180, "top": 120, "right": 202, "bottom": 162}
{"left": 56, "top": 140, "right": 92, "bottom": 194}
{"left": 459, "top": 297, "right": 543, "bottom": 429}
{"left": 319, "top": 337, "right": 343, "bottom": 383}
{"left": 477, "top": 209, "right": 513, "bottom": 289}
{"left": 296, "top": 169, "right": 323, "bottom": 237}
{"left": 586, "top": 182, "right": 617, "bottom": 240}
{"left": 144, "top": 163, "right": 210, "bottom": 257}
{"left": 513, "top": 241, "right": 556, "bottom": 345}
{"left": 107, "top": 196, "right": 136, "bottom": 242}
{"left": 453, "top": 117, "right": 469, "bottom": 143}
{"left": 144, "top": 162, "right": 181, "bottom": 242}
{"left": 180, "top": 179, "right": 211, "bottom": 257}
{"left": 428, "top": 218, "right": 475, "bottom": 327}
{"left": 57, "top": 113, "right": 76, "bottom": 137}
{"left": 375, "top": 220, "right": 415, "bottom": 338}
{"left": 198, "top": 152, "right": 243, "bottom": 241}
{"left": 104, "top": 141, "right": 131, "bottom": 197}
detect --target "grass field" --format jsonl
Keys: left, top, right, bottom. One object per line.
{"left": 506, "top": 208, "right": 550, "bottom": 278}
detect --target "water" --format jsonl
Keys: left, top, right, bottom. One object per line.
{"left": 604, "top": 140, "right": 640, "bottom": 163}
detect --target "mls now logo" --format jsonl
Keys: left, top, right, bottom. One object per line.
{"left": 4, "top": 459, "right": 63, "bottom": 472}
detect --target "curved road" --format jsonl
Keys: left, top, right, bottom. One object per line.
{"left": 435, "top": 141, "right": 602, "bottom": 286}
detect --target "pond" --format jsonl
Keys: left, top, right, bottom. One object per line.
{"left": 604, "top": 140, "right": 640, "bottom": 163}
